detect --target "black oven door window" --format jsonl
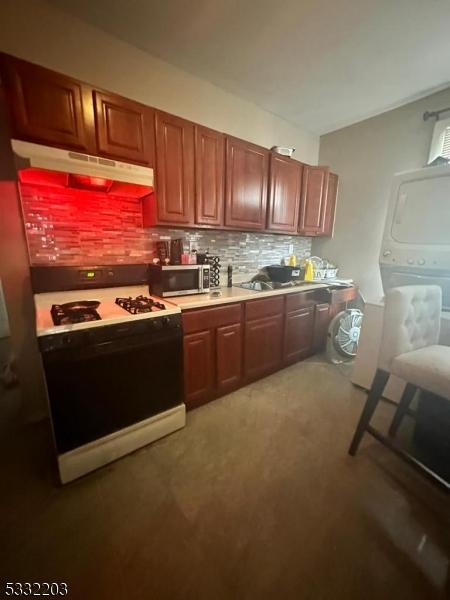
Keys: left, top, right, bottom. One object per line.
{"left": 44, "top": 329, "right": 183, "bottom": 453}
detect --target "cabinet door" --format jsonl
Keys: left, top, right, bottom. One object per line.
{"left": 216, "top": 323, "right": 242, "bottom": 394}
{"left": 93, "top": 90, "right": 154, "bottom": 165}
{"left": 195, "top": 125, "right": 225, "bottom": 226}
{"left": 155, "top": 111, "right": 195, "bottom": 225}
{"left": 267, "top": 153, "right": 302, "bottom": 233}
{"left": 244, "top": 314, "right": 283, "bottom": 380}
{"left": 183, "top": 330, "right": 214, "bottom": 408}
{"left": 0, "top": 54, "right": 94, "bottom": 152}
{"left": 298, "top": 165, "right": 329, "bottom": 235}
{"left": 225, "top": 136, "right": 269, "bottom": 230}
{"left": 313, "top": 303, "right": 330, "bottom": 353}
{"left": 284, "top": 306, "right": 315, "bottom": 364}
{"left": 322, "top": 172, "right": 338, "bottom": 237}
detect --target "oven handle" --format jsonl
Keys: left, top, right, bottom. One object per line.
{"left": 43, "top": 328, "right": 182, "bottom": 363}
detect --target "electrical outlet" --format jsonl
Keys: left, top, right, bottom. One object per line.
{"left": 288, "top": 244, "right": 294, "bottom": 255}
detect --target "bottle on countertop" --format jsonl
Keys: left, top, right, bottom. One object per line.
{"left": 227, "top": 264, "right": 233, "bottom": 288}
{"left": 304, "top": 259, "right": 314, "bottom": 281}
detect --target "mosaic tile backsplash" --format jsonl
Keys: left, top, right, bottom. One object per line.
{"left": 21, "top": 184, "right": 312, "bottom": 281}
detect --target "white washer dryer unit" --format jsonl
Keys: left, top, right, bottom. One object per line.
{"left": 352, "top": 164, "right": 450, "bottom": 401}
{"left": 379, "top": 164, "right": 450, "bottom": 310}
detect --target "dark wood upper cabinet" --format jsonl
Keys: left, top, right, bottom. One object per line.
{"left": 298, "top": 165, "right": 330, "bottom": 236}
{"left": 225, "top": 136, "right": 269, "bottom": 230}
{"left": 267, "top": 153, "right": 303, "bottom": 233}
{"left": 322, "top": 172, "right": 338, "bottom": 237}
{"left": 0, "top": 54, "right": 95, "bottom": 153}
{"left": 0, "top": 53, "right": 341, "bottom": 238}
{"left": 194, "top": 125, "right": 225, "bottom": 227}
{"left": 154, "top": 111, "right": 195, "bottom": 225}
{"left": 93, "top": 90, "right": 154, "bottom": 166}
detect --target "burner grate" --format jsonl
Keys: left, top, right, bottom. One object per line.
{"left": 115, "top": 295, "right": 166, "bottom": 314}
{"left": 51, "top": 302, "right": 101, "bottom": 326}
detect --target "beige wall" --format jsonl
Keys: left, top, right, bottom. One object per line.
{"left": 0, "top": 0, "right": 319, "bottom": 164}
{"left": 313, "top": 86, "right": 450, "bottom": 300}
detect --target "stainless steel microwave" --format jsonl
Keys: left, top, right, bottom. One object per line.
{"left": 148, "top": 264, "right": 210, "bottom": 297}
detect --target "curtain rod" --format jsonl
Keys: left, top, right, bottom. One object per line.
{"left": 423, "top": 107, "right": 450, "bottom": 121}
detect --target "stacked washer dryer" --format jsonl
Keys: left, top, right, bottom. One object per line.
{"left": 352, "top": 164, "right": 450, "bottom": 400}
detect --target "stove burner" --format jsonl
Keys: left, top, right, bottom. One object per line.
{"left": 115, "top": 295, "right": 166, "bottom": 314}
{"left": 51, "top": 301, "right": 101, "bottom": 326}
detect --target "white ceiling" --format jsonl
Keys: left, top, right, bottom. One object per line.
{"left": 50, "top": 0, "right": 450, "bottom": 134}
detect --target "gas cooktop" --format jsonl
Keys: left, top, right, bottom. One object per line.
{"left": 115, "top": 295, "right": 166, "bottom": 315}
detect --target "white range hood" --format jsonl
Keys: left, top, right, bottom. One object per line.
{"left": 11, "top": 139, "right": 154, "bottom": 187}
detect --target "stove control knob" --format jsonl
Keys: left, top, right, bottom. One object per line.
{"left": 418, "top": 258, "right": 425, "bottom": 266}
{"left": 407, "top": 258, "right": 414, "bottom": 265}
{"left": 162, "top": 317, "right": 171, "bottom": 328}
{"left": 153, "top": 319, "right": 163, "bottom": 330}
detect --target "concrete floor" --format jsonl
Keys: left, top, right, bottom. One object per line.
{"left": 1, "top": 357, "right": 449, "bottom": 599}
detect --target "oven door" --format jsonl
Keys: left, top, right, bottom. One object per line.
{"left": 42, "top": 326, "right": 183, "bottom": 453}
{"left": 161, "top": 266, "right": 203, "bottom": 297}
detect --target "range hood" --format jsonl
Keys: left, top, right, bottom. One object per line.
{"left": 11, "top": 139, "right": 154, "bottom": 187}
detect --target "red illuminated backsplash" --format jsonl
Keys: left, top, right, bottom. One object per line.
{"left": 21, "top": 183, "right": 151, "bottom": 265}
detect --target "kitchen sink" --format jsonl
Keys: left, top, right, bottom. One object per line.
{"left": 236, "top": 280, "right": 313, "bottom": 291}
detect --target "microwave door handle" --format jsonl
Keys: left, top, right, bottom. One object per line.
{"left": 199, "top": 266, "right": 204, "bottom": 292}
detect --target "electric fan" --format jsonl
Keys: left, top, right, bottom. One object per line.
{"left": 326, "top": 306, "right": 364, "bottom": 364}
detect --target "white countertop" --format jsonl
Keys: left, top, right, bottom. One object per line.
{"left": 168, "top": 282, "right": 331, "bottom": 310}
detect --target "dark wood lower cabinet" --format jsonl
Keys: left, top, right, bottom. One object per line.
{"left": 216, "top": 323, "right": 242, "bottom": 394}
{"left": 183, "top": 330, "right": 214, "bottom": 408}
{"left": 283, "top": 306, "right": 315, "bottom": 364}
{"left": 182, "top": 303, "right": 242, "bottom": 409}
{"left": 182, "top": 288, "right": 356, "bottom": 409}
{"left": 244, "top": 314, "right": 283, "bottom": 381}
{"left": 313, "top": 303, "right": 330, "bottom": 353}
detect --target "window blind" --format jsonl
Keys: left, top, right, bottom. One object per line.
{"left": 441, "top": 126, "right": 450, "bottom": 158}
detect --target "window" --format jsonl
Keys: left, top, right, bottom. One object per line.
{"left": 428, "top": 117, "right": 450, "bottom": 164}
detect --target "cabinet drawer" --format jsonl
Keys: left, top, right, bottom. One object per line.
{"left": 245, "top": 296, "right": 284, "bottom": 321}
{"left": 183, "top": 303, "right": 242, "bottom": 333}
{"left": 285, "top": 291, "right": 317, "bottom": 313}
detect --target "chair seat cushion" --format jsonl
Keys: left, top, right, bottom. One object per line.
{"left": 391, "top": 345, "right": 450, "bottom": 399}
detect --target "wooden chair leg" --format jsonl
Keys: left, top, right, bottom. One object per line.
{"left": 349, "top": 369, "right": 390, "bottom": 456}
{"left": 388, "top": 383, "right": 417, "bottom": 437}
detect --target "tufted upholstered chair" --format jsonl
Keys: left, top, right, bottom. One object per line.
{"left": 349, "top": 285, "right": 450, "bottom": 466}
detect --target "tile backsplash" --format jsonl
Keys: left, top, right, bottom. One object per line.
{"left": 149, "top": 228, "right": 311, "bottom": 281}
{"left": 21, "top": 184, "right": 311, "bottom": 280}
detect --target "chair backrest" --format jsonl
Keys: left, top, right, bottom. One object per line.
{"left": 378, "top": 285, "right": 442, "bottom": 371}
